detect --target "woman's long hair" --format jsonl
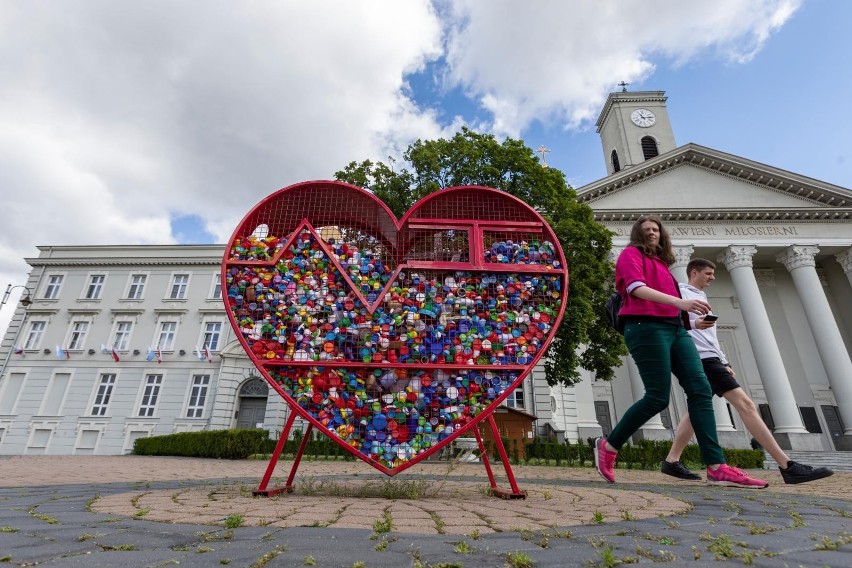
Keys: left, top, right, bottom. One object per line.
{"left": 628, "top": 214, "right": 675, "bottom": 265}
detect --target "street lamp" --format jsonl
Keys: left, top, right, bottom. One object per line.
{"left": 2, "top": 284, "right": 33, "bottom": 310}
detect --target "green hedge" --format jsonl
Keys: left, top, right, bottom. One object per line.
{"left": 133, "top": 429, "right": 268, "bottom": 459}
{"left": 258, "top": 429, "right": 356, "bottom": 460}
{"left": 525, "top": 438, "right": 764, "bottom": 469}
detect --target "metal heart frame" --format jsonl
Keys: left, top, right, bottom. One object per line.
{"left": 222, "top": 180, "right": 568, "bottom": 497}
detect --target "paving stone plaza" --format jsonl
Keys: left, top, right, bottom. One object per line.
{"left": 1, "top": 456, "right": 850, "bottom": 567}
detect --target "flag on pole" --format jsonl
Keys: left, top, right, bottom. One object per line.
{"left": 156, "top": 349, "right": 162, "bottom": 364}
{"left": 13, "top": 345, "right": 24, "bottom": 355}
{"left": 146, "top": 347, "right": 156, "bottom": 362}
{"left": 195, "top": 346, "right": 205, "bottom": 361}
{"left": 204, "top": 347, "right": 213, "bottom": 363}
{"left": 101, "top": 344, "right": 122, "bottom": 363}
{"left": 55, "top": 345, "right": 69, "bottom": 359}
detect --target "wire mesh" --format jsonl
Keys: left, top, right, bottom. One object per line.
{"left": 223, "top": 181, "right": 567, "bottom": 471}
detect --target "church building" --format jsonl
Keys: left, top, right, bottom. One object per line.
{"left": 1, "top": 90, "right": 851, "bottom": 455}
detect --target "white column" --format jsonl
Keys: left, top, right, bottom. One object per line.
{"left": 574, "top": 370, "right": 604, "bottom": 437}
{"left": 670, "top": 245, "right": 694, "bottom": 284}
{"left": 717, "top": 246, "right": 807, "bottom": 434}
{"left": 626, "top": 355, "right": 666, "bottom": 429}
{"left": 778, "top": 245, "right": 852, "bottom": 434}
{"left": 712, "top": 396, "right": 735, "bottom": 431}
{"left": 836, "top": 248, "right": 852, "bottom": 289}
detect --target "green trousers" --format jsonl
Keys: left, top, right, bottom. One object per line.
{"left": 608, "top": 321, "right": 725, "bottom": 466}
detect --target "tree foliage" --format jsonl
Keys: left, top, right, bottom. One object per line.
{"left": 334, "top": 127, "right": 626, "bottom": 386}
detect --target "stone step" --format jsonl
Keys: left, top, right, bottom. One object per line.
{"left": 761, "top": 451, "right": 852, "bottom": 471}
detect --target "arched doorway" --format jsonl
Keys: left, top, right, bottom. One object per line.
{"left": 237, "top": 378, "right": 269, "bottom": 429}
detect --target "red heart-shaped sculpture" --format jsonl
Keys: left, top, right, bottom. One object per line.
{"left": 223, "top": 181, "right": 567, "bottom": 475}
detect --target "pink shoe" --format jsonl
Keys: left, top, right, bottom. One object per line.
{"left": 706, "top": 464, "right": 768, "bottom": 489}
{"left": 594, "top": 438, "right": 617, "bottom": 483}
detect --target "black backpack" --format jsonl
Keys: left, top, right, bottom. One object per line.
{"left": 605, "top": 291, "right": 625, "bottom": 334}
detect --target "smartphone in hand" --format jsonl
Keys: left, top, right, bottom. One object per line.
{"left": 703, "top": 314, "right": 718, "bottom": 322}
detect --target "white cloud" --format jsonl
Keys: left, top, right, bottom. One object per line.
{"left": 0, "top": 0, "right": 802, "bottom": 337}
{"left": 441, "top": 0, "right": 802, "bottom": 136}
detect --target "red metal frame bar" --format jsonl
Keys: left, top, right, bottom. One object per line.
{"left": 485, "top": 413, "right": 527, "bottom": 499}
{"left": 254, "top": 412, "right": 314, "bottom": 496}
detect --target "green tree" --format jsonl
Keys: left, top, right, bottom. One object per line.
{"left": 334, "top": 127, "right": 626, "bottom": 385}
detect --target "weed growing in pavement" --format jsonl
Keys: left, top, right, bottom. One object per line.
{"left": 634, "top": 544, "right": 676, "bottom": 562}
{"left": 98, "top": 543, "right": 139, "bottom": 551}
{"left": 428, "top": 510, "right": 446, "bottom": 534}
{"left": 469, "top": 528, "right": 481, "bottom": 540}
{"left": 1, "top": 526, "right": 19, "bottom": 533}
{"left": 133, "top": 509, "right": 150, "bottom": 518}
{"left": 374, "top": 537, "right": 389, "bottom": 551}
{"left": 78, "top": 532, "right": 103, "bottom": 541}
{"left": 303, "top": 556, "right": 316, "bottom": 566}
{"left": 371, "top": 509, "right": 393, "bottom": 538}
{"left": 223, "top": 514, "right": 244, "bottom": 529}
{"left": 453, "top": 540, "right": 471, "bottom": 554}
{"left": 620, "top": 509, "right": 635, "bottom": 521}
{"left": 789, "top": 511, "right": 806, "bottom": 527}
{"left": 591, "top": 545, "right": 620, "bottom": 568}
{"left": 248, "top": 546, "right": 284, "bottom": 568}
{"left": 812, "top": 532, "right": 852, "bottom": 551}
{"left": 506, "top": 551, "right": 533, "bottom": 568}
{"left": 591, "top": 511, "right": 605, "bottom": 524}
{"left": 220, "top": 560, "right": 232, "bottom": 565}
{"left": 27, "top": 505, "right": 58, "bottom": 524}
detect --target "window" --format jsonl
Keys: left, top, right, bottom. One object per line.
{"left": 186, "top": 374, "right": 210, "bottom": 418}
{"left": 112, "top": 321, "right": 133, "bottom": 350}
{"left": 127, "top": 274, "right": 146, "bottom": 299}
{"left": 138, "top": 374, "right": 163, "bottom": 417}
{"left": 611, "top": 149, "right": 621, "bottom": 173}
{"left": 85, "top": 275, "right": 105, "bottom": 299}
{"left": 68, "top": 321, "right": 89, "bottom": 350}
{"left": 43, "top": 275, "right": 64, "bottom": 299}
{"left": 157, "top": 321, "right": 177, "bottom": 350}
{"left": 641, "top": 136, "right": 659, "bottom": 160}
{"left": 24, "top": 321, "right": 46, "bottom": 350}
{"left": 91, "top": 374, "right": 116, "bottom": 416}
{"left": 169, "top": 274, "right": 189, "bottom": 299}
{"left": 211, "top": 274, "right": 222, "bottom": 299}
{"left": 202, "top": 322, "right": 222, "bottom": 351}
{"left": 505, "top": 385, "right": 525, "bottom": 409}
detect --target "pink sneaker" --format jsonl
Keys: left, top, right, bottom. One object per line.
{"left": 594, "top": 438, "right": 617, "bottom": 483}
{"left": 706, "top": 464, "right": 768, "bottom": 489}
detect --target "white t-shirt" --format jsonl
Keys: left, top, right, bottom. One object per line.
{"left": 679, "top": 282, "right": 728, "bottom": 364}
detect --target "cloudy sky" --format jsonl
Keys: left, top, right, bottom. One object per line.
{"left": 1, "top": 0, "right": 849, "bottom": 336}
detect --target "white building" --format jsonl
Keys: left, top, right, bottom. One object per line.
{"left": 2, "top": 90, "right": 851, "bottom": 455}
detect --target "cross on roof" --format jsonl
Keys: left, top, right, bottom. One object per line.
{"left": 536, "top": 145, "right": 551, "bottom": 168}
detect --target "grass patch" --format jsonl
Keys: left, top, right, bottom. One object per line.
{"left": 224, "top": 514, "right": 244, "bottom": 529}
{"left": 506, "top": 551, "right": 534, "bottom": 568}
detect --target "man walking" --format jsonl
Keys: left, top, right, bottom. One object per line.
{"left": 661, "top": 258, "right": 834, "bottom": 485}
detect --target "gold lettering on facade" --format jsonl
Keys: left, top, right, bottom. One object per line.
{"left": 611, "top": 225, "right": 800, "bottom": 237}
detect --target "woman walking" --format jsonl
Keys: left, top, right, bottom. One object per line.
{"left": 595, "top": 215, "right": 767, "bottom": 488}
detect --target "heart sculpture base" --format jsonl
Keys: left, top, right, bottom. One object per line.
{"left": 222, "top": 181, "right": 568, "bottom": 498}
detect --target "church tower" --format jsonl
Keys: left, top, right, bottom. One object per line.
{"left": 596, "top": 90, "right": 676, "bottom": 175}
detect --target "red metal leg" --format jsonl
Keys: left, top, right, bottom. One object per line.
{"left": 485, "top": 414, "right": 526, "bottom": 499}
{"left": 474, "top": 425, "right": 498, "bottom": 490}
{"left": 254, "top": 412, "right": 302, "bottom": 496}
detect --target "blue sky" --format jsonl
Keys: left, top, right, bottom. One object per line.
{"left": 1, "top": 0, "right": 849, "bottom": 335}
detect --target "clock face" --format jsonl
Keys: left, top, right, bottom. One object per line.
{"left": 630, "top": 108, "right": 656, "bottom": 127}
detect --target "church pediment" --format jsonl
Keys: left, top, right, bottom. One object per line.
{"left": 577, "top": 144, "right": 852, "bottom": 217}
